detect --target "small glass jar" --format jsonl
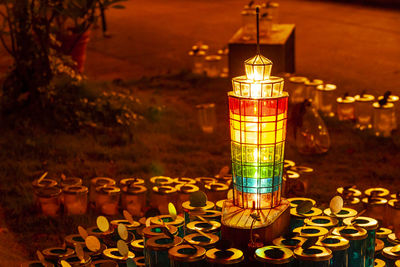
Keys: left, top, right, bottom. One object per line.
{"left": 102, "top": 248, "right": 135, "bottom": 264}
{"left": 151, "top": 185, "right": 177, "bottom": 214}
{"left": 382, "top": 246, "right": 400, "bottom": 266}
{"left": 387, "top": 199, "right": 400, "bottom": 230}
{"left": 293, "top": 226, "right": 329, "bottom": 239}
{"left": 184, "top": 233, "right": 219, "bottom": 250}
{"left": 119, "top": 177, "right": 145, "bottom": 187}
{"left": 361, "top": 197, "right": 387, "bottom": 224}
{"left": 130, "top": 239, "right": 145, "bottom": 257}
{"left": 42, "top": 247, "right": 74, "bottom": 265}
{"left": 89, "top": 177, "right": 116, "bottom": 203}
{"left": 95, "top": 185, "right": 120, "bottom": 216}
{"left": 195, "top": 177, "right": 217, "bottom": 191}
{"left": 35, "top": 187, "right": 62, "bottom": 216}
{"left": 373, "top": 102, "right": 395, "bottom": 137}
{"left": 287, "top": 197, "right": 316, "bottom": 208}
{"left": 343, "top": 216, "right": 378, "bottom": 267}
{"left": 204, "top": 183, "right": 229, "bottom": 203}
{"left": 288, "top": 77, "right": 309, "bottom": 104}
{"left": 59, "top": 254, "right": 92, "bottom": 266}
{"left": 182, "top": 200, "right": 215, "bottom": 229}
{"left": 314, "top": 84, "right": 337, "bottom": 117}
{"left": 332, "top": 226, "right": 368, "bottom": 267}
{"left": 324, "top": 207, "right": 358, "bottom": 225}
{"left": 196, "top": 103, "right": 217, "bottom": 134}
{"left": 60, "top": 177, "right": 82, "bottom": 189}
{"left": 151, "top": 215, "right": 185, "bottom": 238}
{"left": 378, "top": 94, "right": 399, "bottom": 130}
{"left": 304, "top": 79, "right": 323, "bottom": 101}
{"left": 376, "top": 227, "right": 393, "bottom": 247}
{"left": 205, "top": 248, "right": 244, "bottom": 266}
{"left": 316, "top": 235, "right": 349, "bottom": 267}
{"left": 216, "top": 199, "right": 227, "bottom": 211}
{"left": 255, "top": 245, "right": 294, "bottom": 266}
{"left": 337, "top": 186, "right": 362, "bottom": 199}
{"left": 121, "top": 184, "right": 147, "bottom": 217}
{"left": 204, "top": 55, "right": 222, "bottom": 78}
{"left": 110, "top": 219, "right": 141, "bottom": 239}
{"left": 337, "top": 96, "right": 356, "bottom": 121}
{"left": 354, "top": 94, "right": 375, "bottom": 130}
{"left": 272, "top": 236, "right": 306, "bottom": 250}
{"left": 289, "top": 207, "right": 322, "bottom": 231}
{"left": 186, "top": 221, "right": 221, "bottom": 237}
{"left": 168, "top": 244, "right": 206, "bottom": 267}
{"left": 146, "top": 235, "right": 183, "bottom": 267}
{"left": 63, "top": 185, "right": 88, "bottom": 215}
{"left": 176, "top": 184, "right": 199, "bottom": 214}
{"left": 304, "top": 216, "right": 339, "bottom": 230}
{"left": 150, "top": 176, "right": 174, "bottom": 186}
{"left": 294, "top": 245, "right": 333, "bottom": 267}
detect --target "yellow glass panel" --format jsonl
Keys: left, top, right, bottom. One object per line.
{"left": 230, "top": 112, "right": 286, "bottom": 123}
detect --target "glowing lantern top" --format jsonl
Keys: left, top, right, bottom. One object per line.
{"left": 244, "top": 54, "right": 272, "bottom": 81}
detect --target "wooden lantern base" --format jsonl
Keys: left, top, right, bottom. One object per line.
{"left": 221, "top": 198, "right": 290, "bottom": 251}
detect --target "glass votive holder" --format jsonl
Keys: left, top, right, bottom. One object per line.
{"left": 304, "top": 79, "right": 323, "bottom": 101}
{"left": 111, "top": 219, "right": 141, "bottom": 239}
{"left": 182, "top": 200, "right": 215, "bottom": 228}
{"left": 95, "top": 185, "right": 121, "bottom": 216}
{"left": 119, "top": 177, "right": 145, "bottom": 187}
{"left": 255, "top": 246, "right": 294, "bottom": 266}
{"left": 35, "top": 187, "right": 62, "bottom": 216}
{"left": 188, "top": 50, "right": 206, "bottom": 75}
{"left": 150, "top": 214, "right": 185, "bottom": 238}
{"left": 63, "top": 185, "right": 88, "bottom": 215}
{"left": 287, "top": 197, "right": 316, "bottom": 208}
{"left": 361, "top": 197, "right": 388, "bottom": 226}
{"left": 150, "top": 176, "right": 174, "bottom": 186}
{"left": 364, "top": 187, "right": 390, "bottom": 198}
{"left": 89, "top": 177, "right": 116, "bottom": 203}
{"left": 146, "top": 235, "right": 183, "bottom": 267}
{"left": 378, "top": 94, "right": 399, "bottom": 130}
{"left": 337, "top": 96, "right": 356, "bottom": 121}
{"left": 60, "top": 177, "right": 82, "bottom": 190}
{"left": 204, "top": 55, "right": 222, "bottom": 78}
{"left": 316, "top": 235, "right": 349, "bottom": 267}
{"left": 354, "top": 94, "right": 375, "bottom": 130}
{"left": 175, "top": 183, "right": 199, "bottom": 214}
{"left": 273, "top": 236, "right": 306, "bottom": 250}
{"left": 150, "top": 185, "right": 177, "bottom": 214}
{"left": 102, "top": 248, "right": 135, "bottom": 264}
{"left": 314, "top": 84, "right": 337, "bottom": 117}
{"left": 131, "top": 239, "right": 145, "bottom": 257}
{"left": 323, "top": 207, "right": 358, "bottom": 224}
{"left": 195, "top": 177, "right": 217, "bottom": 191}
{"left": 169, "top": 244, "right": 206, "bottom": 266}
{"left": 206, "top": 248, "right": 244, "bottom": 265}
{"left": 195, "top": 103, "right": 216, "bottom": 134}
{"left": 376, "top": 227, "right": 393, "bottom": 247}
{"left": 241, "top": 9, "right": 257, "bottom": 40}
{"left": 293, "top": 245, "right": 332, "bottom": 267}
{"left": 42, "top": 247, "right": 74, "bottom": 265}
{"left": 184, "top": 233, "right": 219, "bottom": 250}
{"left": 121, "top": 184, "right": 147, "bottom": 217}
{"left": 382, "top": 246, "right": 400, "bottom": 266}
{"left": 293, "top": 226, "right": 329, "bottom": 239}
{"left": 289, "top": 207, "right": 322, "bottom": 232}
{"left": 204, "top": 183, "right": 229, "bottom": 203}
{"left": 288, "top": 76, "right": 309, "bottom": 104}
{"left": 304, "top": 216, "right": 339, "bottom": 230}
{"left": 373, "top": 101, "right": 395, "bottom": 137}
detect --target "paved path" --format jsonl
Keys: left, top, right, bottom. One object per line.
{"left": 84, "top": 0, "right": 400, "bottom": 96}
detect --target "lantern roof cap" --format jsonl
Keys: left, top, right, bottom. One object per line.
{"left": 245, "top": 54, "right": 272, "bottom": 66}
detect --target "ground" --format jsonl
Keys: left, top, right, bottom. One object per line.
{"left": 0, "top": 0, "right": 400, "bottom": 265}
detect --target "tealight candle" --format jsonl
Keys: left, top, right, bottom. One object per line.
{"left": 35, "top": 187, "right": 61, "bottom": 217}
{"left": 175, "top": 183, "right": 199, "bottom": 214}
{"left": 151, "top": 215, "right": 185, "bottom": 238}
{"left": 146, "top": 235, "right": 183, "bottom": 267}
{"left": 293, "top": 245, "right": 333, "bottom": 267}
{"left": 150, "top": 176, "right": 174, "bottom": 186}
{"left": 254, "top": 245, "right": 294, "bottom": 266}
{"left": 186, "top": 220, "right": 221, "bottom": 237}
{"left": 169, "top": 244, "right": 206, "bottom": 266}
{"left": 42, "top": 247, "right": 74, "bottom": 265}
{"left": 289, "top": 207, "right": 322, "bottom": 231}
{"left": 130, "top": 239, "right": 145, "bottom": 257}
{"left": 314, "top": 84, "right": 337, "bottom": 117}
{"left": 58, "top": 254, "right": 92, "bottom": 266}
{"left": 361, "top": 197, "right": 388, "bottom": 225}
{"left": 272, "top": 235, "right": 306, "bottom": 250}
{"left": 354, "top": 94, "right": 375, "bottom": 130}
{"left": 63, "top": 185, "right": 88, "bottom": 215}
{"left": 336, "top": 96, "right": 356, "bottom": 121}
{"left": 378, "top": 94, "right": 399, "bottom": 130}
{"left": 60, "top": 177, "right": 82, "bottom": 189}
{"left": 205, "top": 247, "right": 244, "bottom": 266}
{"left": 89, "top": 177, "right": 116, "bottom": 203}
{"left": 184, "top": 233, "right": 220, "bottom": 249}
{"left": 316, "top": 235, "right": 350, "bottom": 267}
{"left": 119, "top": 177, "right": 145, "bottom": 187}
{"left": 102, "top": 248, "right": 135, "bottom": 264}
{"left": 288, "top": 77, "right": 308, "bottom": 104}
{"left": 382, "top": 246, "right": 400, "bottom": 266}
{"left": 150, "top": 185, "right": 177, "bottom": 214}
{"left": 304, "top": 79, "right": 323, "bottom": 101}
{"left": 204, "top": 183, "right": 229, "bottom": 203}
{"left": 304, "top": 216, "right": 339, "bottom": 230}
{"left": 376, "top": 227, "right": 393, "bottom": 247}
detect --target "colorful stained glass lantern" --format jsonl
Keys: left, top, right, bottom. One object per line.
{"left": 229, "top": 52, "right": 287, "bottom": 210}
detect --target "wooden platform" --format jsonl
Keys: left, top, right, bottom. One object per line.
{"left": 228, "top": 24, "right": 295, "bottom": 78}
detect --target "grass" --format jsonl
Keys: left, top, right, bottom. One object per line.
{"left": 0, "top": 71, "right": 399, "bottom": 259}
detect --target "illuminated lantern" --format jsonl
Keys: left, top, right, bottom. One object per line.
{"left": 378, "top": 93, "right": 399, "bottom": 130}
{"left": 314, "top": 83, "right": 337, "bottom": 117}
{"left": 336, "top": 96, "right": 356, "bottom": 121}
{"left": 354, "top": 94, "right": 375, "bottom": 130}
{"left": 229, "top": 51, "right": 287, "bottom": 210}
{"left": 373, "top": 101, "right": 395, "bottom": 137}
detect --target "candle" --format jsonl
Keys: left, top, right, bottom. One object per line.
{"left": 95, "top": 185, "right": 120, "bottom": 216}
{"left": 314, "top": 83, "right": 337, "bottom": 117}
{"left": 354, "top": 94, "right": 375, "bottom": 130}
{"left": 36, "top": 187, "right": 61, "bottom": 217}
{"left": 63, "top": 185, "right": 88, "bottom": 215}
{"left": 337, "top": 96, "right": 356, "bottom": 121}
{"left": 373, "top": 101, "right": 395, "bottom": 137}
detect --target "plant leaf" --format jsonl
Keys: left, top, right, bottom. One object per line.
{"left": 37, "top": 172, "right": 48, "bottom": 184}
{"left": 168, "top": 203, "right": 177, "bottom": 221}
{"left": 126, "top": 258, "right": 137, "bottom": 267}
{"left": 85, "top": 236, "right": 101, "bottom": 252}
{"left": 117, "top": 240, "right": 129, "bottom": 258}
{"left": 118, "top": 223, "right": 128, "bottom": 241}
{"left": 190, "top": 191, "right": 207, "bottom": 207}
{"left": 301, "top": 237, "right": 318, "bottom": 249}
{"left": 78, "top": 226, "right": 88, "bottom": 239}
{"left": 161, "top": 226, "right": 174, "bottom": 240}
{"left": 123, "top": 210, "right": 135, "bottom": 225}
{"left": 60, "top": 260, "right": 72, "bottom": 267}
{"left": 296, "top": 200, "right": 313, "bottom": 214}
{"left": 329, "top": 196, "right": 343, "bottom": 214}
{"left": 96, "top": 216, "right": 109, "bottom": 232}
{"left": 75, "top": 243, "right": 85, "bottom": 262}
